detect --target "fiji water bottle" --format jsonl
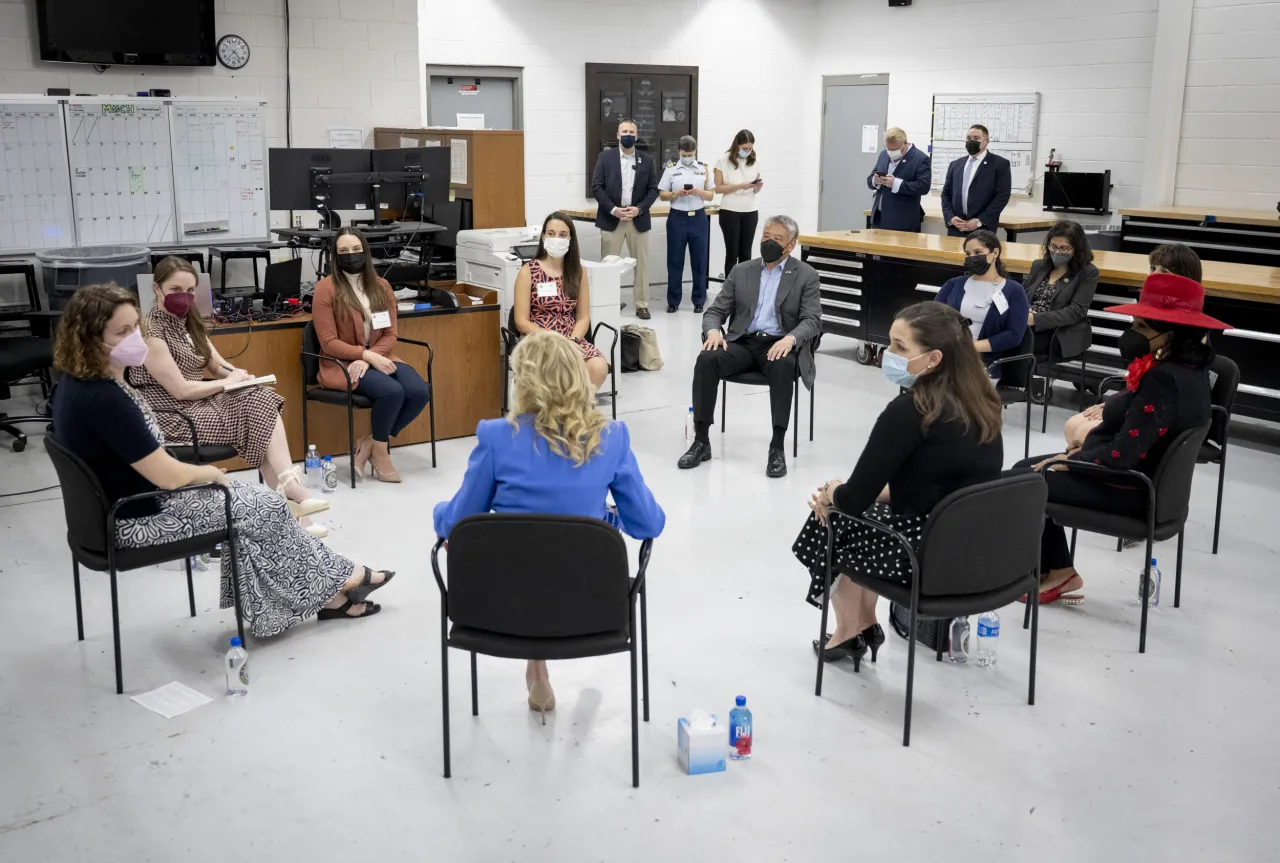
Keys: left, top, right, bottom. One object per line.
{"left": 1139, "top": 558, "right": 1162, "bottom": 607}
{"left": 975, "top": 610, "right": 1000, "bottom": 667}
{"left": 685, "top": 406, "right": 693, "bottom": 442}
{"left": 225, "top": 637, "right": 249, "bottom": 696}
{"left": 948, "top": 617, "right": 970, "bottom": 664}
{"left": 322, "top": 456, "right": 338, "bottom": 493}
{"left": 729, "top": 695, "right": 752, "bottom": 760}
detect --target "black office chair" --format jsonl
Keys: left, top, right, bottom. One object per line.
{"left": 300, "top": 321, "right": 436, "bottom": 488}
{"left": 501, "top": 307, "right": 618, "bottom": 419}
{"left": 1046, "top": 423, "right": 1209, "bottom": 654}
{"left": 1198, "top": 356, "right": 1239, "bottom": 555}
{"left": 815, "top": 473, "right": 1047, "bottom": 746}
{"left": 1033, "top": 327, "right": 1090, "bottom": 432}
{"left": 44, "top": 435, "right": 246, "bottom": 695}
{"left": 719, "top": 335, "right": 818, "bottom": 459}
{"left": 431, "top": 514, "right": 651, "bottom": 787}
{"left": 992, "top": 327, "right": 1037, "bottom": 460}
{"left": 0, "top": 262, "right": 55, "bottom": 451}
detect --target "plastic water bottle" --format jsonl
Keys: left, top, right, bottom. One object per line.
{"left": 225, "top": 636, "right": 249, "bottom": 696}
{"left": 685, "top": 406, "right": 693, "bottom": 442}
{"left": 322, "top": 456, "right": 338, "bottom": 493}
{"left": 1139, "top": 558, "right": 1162, "bottom": 607}
{"left": 728, "top": 695, "right": 752, "bottom": 760}
{"left": 948, "top": 617, "right": 970, "bottom": 664}
{"left": 305, "top": 444, "right": 320, "bottom": 479}
{"left": 975, "top": 611, "right": 1000, "bottom": 667}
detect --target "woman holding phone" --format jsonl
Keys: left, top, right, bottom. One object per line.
{"left": 713, "top": 129, "right": 763, "bottom": 280}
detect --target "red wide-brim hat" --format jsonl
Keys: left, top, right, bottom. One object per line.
{"left": 1103, "top": 272, "right": 1230, "bottom": 330}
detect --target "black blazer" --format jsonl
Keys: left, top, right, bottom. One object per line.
{"left": 940, "top": 151, "right": 1012, "bottom": 234}
{"left": 1023, "top": 259, "right": 1099, "bottom": 360}
{"left": 591, "top": 147, "right": 661, "bottom": 233}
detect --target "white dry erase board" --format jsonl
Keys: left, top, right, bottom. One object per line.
{"left": 929, "top": 92, "right": 1039, "bottom": 196}
{"left": 171, "top": 103, "right": 268, "bottom": 243}
{"left": 0, "top": 100, "right": 76, "bottom": 252}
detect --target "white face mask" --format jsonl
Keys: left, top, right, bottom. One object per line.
{"left": 543, "top": 237, "right": 571, "bottom": 259}
{"left": 886, "top": 148, "right": 903, "bottom": 161}
{"left": 680, "top": 155, "right": 696, "bottom": 167}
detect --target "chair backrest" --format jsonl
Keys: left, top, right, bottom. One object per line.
{"left": 301, "top": 321, "right": 321, "bottom": 386}
{"left": 997, "top": 326, "right": 1036, "bottom": 390}
{"left": 1152, "top": 424, "right": 1211, "bottom": 526}
{"left": 1207, "top": 355, "right": 1240, "bottom": 448}
{"left": 445, "top": 513, "right": 632, "bottom": 637}
{"left": 44, "top": 434, "right": 112, "bottom": 553}
{"left": 918, "top": 472, "right": 1048, "bottom": 597}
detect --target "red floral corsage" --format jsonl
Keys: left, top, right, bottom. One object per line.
{"left": 1126, "top": 354, "right": 1156, "bottom": 392}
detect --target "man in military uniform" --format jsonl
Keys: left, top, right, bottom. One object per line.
{"left": 658, "top": 135, "right": 715, "bottom": 313}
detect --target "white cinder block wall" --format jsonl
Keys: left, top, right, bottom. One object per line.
{"left": 814, "top": 0, "right": 1160, "bottom": 214}
{"left": 1175, "top": 0, "right": 1280, "bottom": 210}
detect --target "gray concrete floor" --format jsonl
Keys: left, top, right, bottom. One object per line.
{"left": 2, "top": 298, "right": 1278, "bottom": 861}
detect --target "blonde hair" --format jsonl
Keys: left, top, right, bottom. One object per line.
{"left": 885, "top": 127, "right": 907, "bottom": 144}
{"left": 509, "top": 331, "right": 609, "bottom": 467}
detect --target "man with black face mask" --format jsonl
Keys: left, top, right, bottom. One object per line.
{"left": 678, "top": 215, "right": 822, "bottom": 478}
{"left": 592, "top": 118, "right": 661, "bottom": 318}
{"left": 940, "top": 124, "right": 1011, "bottom": 237}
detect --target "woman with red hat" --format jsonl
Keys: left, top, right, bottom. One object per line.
{"left": 1012, "top": 271, "right": 1229, "bottom": 604}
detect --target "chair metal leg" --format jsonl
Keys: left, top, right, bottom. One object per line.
{"left": 1174, "top": 530, "right": 1184, "bottom": 609}
{"left": 470, "top": 651, "right": 478, "bottom": 716}
{"left": 346, "top": 402, "right": 357, "bottom": 489}
{"left": 720, "top": 380, "right": 727, "bottom": 432}
{"left": 1029, "top": 576, "right": 1039, "bottom": 705}
{"left": 73, "top": 559, "right": 84, "bottom": 642}
{"left": 1023, "top": 387, "right": 1031, "bottom": 461}
{"left": 1023, "top": 590, "right": 1032, "bottom": 629}
{"left": 1212, "top": 455, "right": 1226, "bottom": 555}
{"left": 185, "top": 557, "right": 197, "bottom": 618}
{"left": 629, "top": 606, "right": 640, "bottom": 789}
{"left": 440, "top": 606, "right": 451, "bottom": 779}
{"left": 809, "top": 383, "right": 815, "bottom": 443}
{"left": 226, "top": 527, "right": 247, "bottom": 647}
{"left": 793, "top": 377, "right": 799, "bottom": 458}
{"left": 1041, "top": 379, "right": 1050, "bottom": 434}
{"left": 1116, "top": 537, "right": 1123, "bottom": 553}
{"left": 300, "top": 398, "right": 310, "bottom": 473}
{"left": 640, "top": 582, "right": 650, "bottom": 722}
{"left": 1070, "top": 528, "right": 1077, "bottom": 560}
{"left": 903, "top": 604, "right": 917, "bottom": 747}
{"left": 815, "top": 526, "right": 834, "bottom": 697}
{"left": 1078, "top": 356, "right": 1087, "bottom": 413}
{"left": 936, "top": 633, "right": 944, "bottom": 662}
{"left": 428, "top": 390, "right": 438, "bottom": 468}
{"left": 1139, "top": 537, "right": 1153, "bottom": 654}
{"left": 109, "top": 567, "right": 123, "bottom": 695}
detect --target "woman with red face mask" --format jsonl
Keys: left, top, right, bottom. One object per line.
{"left": 131, "top": 256, "right": 330, "bottom": 536}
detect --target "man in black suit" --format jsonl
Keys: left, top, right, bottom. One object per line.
{"left": 867, "top": 126, "right": 932, "bottom": 232}
{"left": 940, "top": 124, "right": 1011, "bottom": 237}
{"left": 591, "top": 118, "right": 661, "bottom": 318}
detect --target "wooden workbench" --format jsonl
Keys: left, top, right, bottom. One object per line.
{"left": 861, "top": 210, "right": 1058, "bottom": 240}
{"left": 558, "top": 204, "right": 721, "bottom": 221}
{"left": 207, "top": 303, "right": 502, "bottom": 468}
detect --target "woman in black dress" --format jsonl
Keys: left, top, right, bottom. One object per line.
{"left": 793, "top": 302, "right": 1006, "bottom": 670}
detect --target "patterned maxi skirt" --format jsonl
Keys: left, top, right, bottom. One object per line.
{"left": 791, "top": 504, "right": 927, "bottom": 608}
{"left": 114, "top": 481, "right": 353, "bottom": 637}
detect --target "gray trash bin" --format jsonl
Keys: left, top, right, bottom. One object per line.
{"left": 36, "top": 245, "right": 151, "bottom": 310}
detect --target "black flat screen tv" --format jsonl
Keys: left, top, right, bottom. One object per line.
{"left": 37, "top": 0, "right": 216, "bottom": 66}
{"left": 1043, "top": 170, "right": 1112, "bottom": 213}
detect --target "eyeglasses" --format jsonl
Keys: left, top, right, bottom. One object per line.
{"left": 1048, "top": 245, "right": 1073, "bottom": 255}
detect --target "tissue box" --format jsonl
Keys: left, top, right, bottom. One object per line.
{"left": 678, "top": 715, "right": 726, "bottom": 775}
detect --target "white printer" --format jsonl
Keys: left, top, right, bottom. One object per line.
{"left": 455, "top": 226, "right": 540, "bottom": 324}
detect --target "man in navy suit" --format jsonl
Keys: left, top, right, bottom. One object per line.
{"left": 591, "top": 119, "right": 661, "bottom": 318}
{"left": 940, "top": 124, "right": 1011, "bottom": 237}
{"left": 866, "top": 127, "right": 931, "bottom": 232}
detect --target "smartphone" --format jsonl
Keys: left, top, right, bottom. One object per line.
{"left": 683, "top": 183, "right": 694, "bottom": 191}
{"left": 751, "top": 177, "right": 763, "bottom": 185}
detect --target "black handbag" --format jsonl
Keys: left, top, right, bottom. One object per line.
{"left": 620, "top": 329, "right": 642, "bottom": 373}
{"left": 888, "top": 602, "right": 952, "bottom": 653}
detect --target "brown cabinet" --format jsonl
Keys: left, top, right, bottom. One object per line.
{"left": 373, "top": 128, "right": 525, "bottom": 229}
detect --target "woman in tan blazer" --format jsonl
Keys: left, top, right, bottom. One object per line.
{"left": 312, "top": 227, "right": 430, "bottom": 482}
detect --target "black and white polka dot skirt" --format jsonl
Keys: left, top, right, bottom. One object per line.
{"left": 792, "top": 504, "right": 927, "bottom": 608}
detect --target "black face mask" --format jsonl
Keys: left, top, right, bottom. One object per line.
{"left": 965, "top": 139, "right": 982, "bottom": 156}
{"left": 760, "top": 239, "right": 785, "bottom": 264}
{"left": 963, "top": 254, "right": 991, "bottom": 276}
{"left": 337, "top": 252, "right": 365, "bottom": 275}
{"left": 1118, "top": 328, "right": 1153, "bottom": 362}
{"left": 619, "top": 135, "right": 637, "bottom": 149}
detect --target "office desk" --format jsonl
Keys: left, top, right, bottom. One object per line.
{"left": 207, "top": 304, "right": 501, "bottom": 469}
{"left": 861, "top": 210, "right": 1057, "bottom": 241}
{"left": 1118, "top": 206, "right": 1280, "bottom": 267}
{"left": 561, "top": 204, "right": 724, "bottom": 284}
{"left": 800, "top": 229, "right": 1280, "bottom": 422}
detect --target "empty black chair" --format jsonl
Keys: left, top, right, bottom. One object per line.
{"left": 431, "top": 514, "right": 651, "bottom": 786}
{"left": 1197, "top": 355, "right": 1239, "bottom": 555}
{"left": 719, "top": 335, "right": 818, "bottom": 459}
{"left": 1034, "top": 327, "right": 1090, "bottom": 432}
{"left": 1048, "top": 424, "right": 1209, "bottom": 653}
{"left": 300, "top": 320, "right": 436, "bottom": 488}
{"left": 501, "top": 306, "right": 618, "bottom": 419}
{"left": 992, "top": 327, "right": 1037, "bottom": 460}
{"left": 44, "top": 435, "right": 246, "bottom": 694}
{"left": 815, "top": 472, "right": 1047, "bottom": 746}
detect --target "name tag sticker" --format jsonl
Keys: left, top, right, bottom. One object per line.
{"left": 992, "top": 291, "right": 1009, "bottom": 314}
{"left": 371, "top": 310, "right": 391, "bottom": 329}
{"left": 537, "top": 283, "right": 559, "bottom": 298}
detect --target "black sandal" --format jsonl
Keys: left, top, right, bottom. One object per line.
{"left": 348, "top": 567, "right": 395, "bottom": 604}
{"left": 318, "top": 599, "right": 381, "bottom": 620}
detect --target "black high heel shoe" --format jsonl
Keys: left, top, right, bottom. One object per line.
{"left": 813, "top": 634, "right": 869, "bottom": 672}
{"left": 861, "top": 624, "right": 886, "bottom": 663}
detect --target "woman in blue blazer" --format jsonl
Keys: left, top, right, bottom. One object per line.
{"left": 935, "top": 230, "right": 1029, "bottom": 383}
{"left": 434, "top": 331, "right": 665, "bottom": 716}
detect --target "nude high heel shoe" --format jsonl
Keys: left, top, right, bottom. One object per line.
{"left": 528, "top": 680, "right": 556, "bottom": 724}
{"left": 352, "top": 436, "right": 372, "bottom": 480}
{"left": 369, "top": 450, "right": 402, "bottom": 483}
{"left": 277, "top": 466, "right": 330, "bottom": 517}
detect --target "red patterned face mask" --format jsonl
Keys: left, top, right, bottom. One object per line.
{"left": 1126, "top": 354, "right": 1156, "bottom": 392}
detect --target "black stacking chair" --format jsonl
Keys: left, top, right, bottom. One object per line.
{"left": 152, "top": 408, "right": 239, "bottom": 465}
{"left": 300, "top": 321, "right": 436, "bottom": 488}
{"left": 815, "top": 472, "right": 1048, "bottom": 747}
{"left": 44, "top": 435, "right": 246, "bottom": 695}
{"left": 0, "top": 263, "right": 54, "bottom": 452}
{"left": 501, "top": 307, "right": 618, "bottom": 419}
{"left": 1034, "top": 327, "right": 1090, "bottom": 432}
{"left": 1047, "top": 424, "right": 1209, "bottom": 653}
{"left": 1198, "top": 356, "right": 1239, "bottom": 555}
{"left": 719, "top": 335, "right": 818, "bottom": 459}
{"left": 993, "top": 327, "right": 1037, "bottom": 460}
{"left": 431, "top": 514, "right": 652, "bottom": 787}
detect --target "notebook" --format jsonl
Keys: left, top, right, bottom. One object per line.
{"left": 223, "top": 374, "right": 277, "bottom": 392}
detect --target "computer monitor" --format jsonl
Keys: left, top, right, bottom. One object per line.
{"left": 422, "top": 201, "right": 463, "bottom": 250}
{"left": 268, "top": 148, "right": 375, "bottom": 211}
{"left": 263, "top": 257, "right": 303, "bottom": 305}
{"left": 372, "top": 147, "right": 452, "bottom": 218}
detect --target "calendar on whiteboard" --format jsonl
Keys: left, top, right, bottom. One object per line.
{"left": 66, "top": 101, "right": 176, "bottom": 245}
{"left": 930, "top": 93, "right": 1040, "bottom": 195}
{"left": 171, "top": 103, "right": 268, "bottom": 243}
{"left": 0, "top": 101, "right": 75, "bottom": 252}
